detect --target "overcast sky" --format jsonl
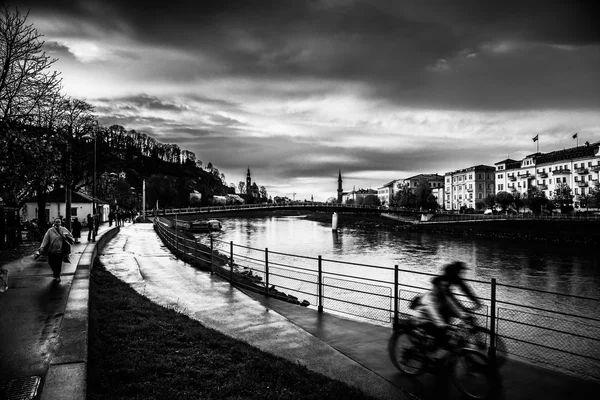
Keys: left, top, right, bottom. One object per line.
{"left": 13, "top": 0, "right": 600, "bottom": 201}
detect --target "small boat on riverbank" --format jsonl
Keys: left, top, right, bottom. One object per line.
{"left": 190, "top": 219, "right": 222, "bottom": 232}
{"left": 174, "top": 219, "right": 222, "bottom": 232}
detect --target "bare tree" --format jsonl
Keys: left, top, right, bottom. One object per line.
{"left": 0, "top": 6, "right": 61, "bottom": 123}
{"left": 259, "top": 185, "right": 267, "bottom": 199}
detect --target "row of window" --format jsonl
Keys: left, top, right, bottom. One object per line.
{"left": 451, "top": 183, "right": 495, "bottom": 190}
{"left": 448, "top": 173, "right": 494, "bottom": 183}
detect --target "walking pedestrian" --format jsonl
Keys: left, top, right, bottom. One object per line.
{"left": 36, "top": 217, "right": 74, "bottom": 282}
{"left": 72, "top": 217, "right": 82, "bottom": 243}
{"left": 93, "top": 213, "right": 99, "bottom": 238}
{"left": 87, "top": 214, "right": 94, "bottom": 241}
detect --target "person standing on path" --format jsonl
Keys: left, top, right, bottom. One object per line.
{"left": 93, "top": 213, "right": 99, "bottom": 239}
{"left": 36, "top": 217, "right": 74, "bottom": 282}
{"left": 87, "top": 213, "right": 94, "bottom": 242}
{"left": 72, "top": 217, "right": 82, "bottom": 243}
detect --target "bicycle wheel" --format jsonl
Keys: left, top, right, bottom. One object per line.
{"left": 450, "top": 348, "right": 497, "bottom": 400}
{"left": 387, "top": 329, "right": 428, "bottom": 376}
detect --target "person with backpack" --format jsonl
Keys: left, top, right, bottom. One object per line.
{"left": 36, "top": 217, "right": 74, "bottom": 282}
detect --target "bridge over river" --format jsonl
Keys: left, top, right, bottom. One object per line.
{"left": 150, "top": 202, "right": 600, "bottom": 224}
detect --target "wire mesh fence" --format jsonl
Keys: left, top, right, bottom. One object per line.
{"left": 152, "top": 218, "right": 600, "bottom": 381}
{"left": 323, "top": 276, "right": 392, "bottom": 323}
{"left": 497, "top": 307, "right": 600, "bottom": 381}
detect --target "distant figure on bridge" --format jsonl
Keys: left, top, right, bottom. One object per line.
{"left": 415, "top": 261, "right": 482, "bottom": 359}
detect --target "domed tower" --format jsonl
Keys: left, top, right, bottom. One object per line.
{"left": 337, "top": 170, "right": 343, "bottom": 203}
{"left": 246, "top": 167, "right": 252, "bottom": 195}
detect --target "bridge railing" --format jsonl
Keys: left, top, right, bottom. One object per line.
{"left": 148, "top": 204, "right": 600, "bottom": 223}
{"left": 150, "top": 202, "right": 401, "bottom": 216}
{"left": 152, "top": 218, "right": 600, "bottom": 381}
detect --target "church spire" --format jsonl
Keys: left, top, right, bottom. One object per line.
{"left": 337, "top": 170, "right": 343, "bottom": 203}
{"left": 246, "top": 167, "right": 252, "bottom": 195}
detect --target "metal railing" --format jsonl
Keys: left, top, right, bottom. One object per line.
{"left": 149, "top": 204, "right": 600, "bottom": 223}
{"left": 152, "top": 218, "right": 600, "bottom": 381}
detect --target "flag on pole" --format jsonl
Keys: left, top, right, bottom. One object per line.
{"left": 573, "top": 133, "right": 578, "bottom": 139}
{"left": 532, "top": 135, "right": 539, "bottom": 142}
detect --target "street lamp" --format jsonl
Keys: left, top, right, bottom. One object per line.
{"left": 65, "top": 125, "right": 73, "bottom": 231}
{"left": 82, "top": 121, "right": 98, "bottom": 237}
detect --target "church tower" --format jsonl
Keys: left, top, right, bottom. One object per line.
{"left": 246, "top": 168, "right": 252, "bottom": 195}
{"left": 337, "top": 170, "right": 343, "bottom": 203}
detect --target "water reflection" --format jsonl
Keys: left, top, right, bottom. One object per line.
{"left": 331, "top": 231, "right": 342, "bottom": 253}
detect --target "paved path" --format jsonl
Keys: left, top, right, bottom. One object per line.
{"left": 0, "top": 223, "right": 116, "bottom": 399}
{"left": 100, "top": 223, "right": 411, "bottom": 400}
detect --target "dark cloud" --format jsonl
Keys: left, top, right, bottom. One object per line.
{"left": 96, "top": 114, "right": 175, "bottom": 130}
{"left": 95, "top": 94, "right": 187, "bottom": 112}
{"left": 43, "top": 40, "right": 76, "bottom": 59}
{"left": 15, "top": 0, "right": 600, "bottom": 110}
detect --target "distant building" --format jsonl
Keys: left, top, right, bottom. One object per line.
{"left": 379, "top": 174, "right": 444, "bottom": 208}
{"left": 377, "top": 180, "right": 395, "bottom": 206}
{"left": 444, "top": 166, "right": 496, "bottom": 211}
{"left": 494, "top": 141, "right": 600, "bottom": 208}
{"left": 342, "top": 188, "right": 377, "bottom": 204}
{"left": 23, "top": 188, "right": 109, "bottom": 223}
{"left": 337, "top": 170, "right": 343, "bottom": 203}
{"left": 246, "top": 168, "right": 260, "bottom": 198}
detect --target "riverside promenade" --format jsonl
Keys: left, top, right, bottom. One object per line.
{"left": 1, "top": 222, "right": 598, "bottom": 399}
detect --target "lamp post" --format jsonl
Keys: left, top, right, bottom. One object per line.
{"left": 83, "top": 121, "right": 98, "bottom": 240}
{"left": 92, "top": 121, "right": 97, "bottom": 216}
{"left": 65, "top": 125, "right": 73, "bottom": 231}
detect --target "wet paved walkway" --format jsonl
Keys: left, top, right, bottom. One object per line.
{"left": 0, "top": 223, "right": 115, "bottom": 399}
{"left": 100, "top": 223, "right": 410, "bottom": 400}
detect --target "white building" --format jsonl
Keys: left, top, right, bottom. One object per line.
{"left": 377, "top": 181, "right": 396, "bottom": 206}
{"left": 494, "top": 141, "right": 600, "bottom": 208}
{"left": 444, "top": 165, "right": 496, "bottom": 211}
{"left": 22, "top": 188, "right": 109, "bottom": 224}
{"left": 341, "top": 188, "right": 378, "bottom": 204}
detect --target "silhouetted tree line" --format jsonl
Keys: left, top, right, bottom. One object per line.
{"left": 0, "top": 6, "right": 227, "bottom": 234}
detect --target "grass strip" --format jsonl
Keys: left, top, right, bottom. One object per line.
{"left": 88, "top": 260, "right": 377, "bottom": 400}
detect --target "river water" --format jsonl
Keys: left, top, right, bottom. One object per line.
{"left": 196, "top": 215, "right": 599, "bottom": 316}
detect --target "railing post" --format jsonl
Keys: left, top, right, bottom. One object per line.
{"left": 229, "top": 241, "right": 234, "bottom": 283}
{"left": 393, "top": 265, "right": 399, "bottom": 330}
{"left": 318, "top": 255, "right": 323, "bottom": 313}
{"left": 175, "top": 214, "right": 178, "bottom": 253}
{"left": 265, "top": 248, "right": 269, "bottom": 297}
{"left": 194, "top": 236, "right": 198, "bottom": 265}
{"left": 210, "top": 235, "right": 214, "bottom": 275}
{"left": 488, "top": 278, "right": 497, "bottom": 362}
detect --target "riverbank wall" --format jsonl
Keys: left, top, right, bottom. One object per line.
{"left": 166, "top": 209, "right": 600, "bottom": 245}
{"left": 302, "top": 211, "right": 600, "bottom": 246}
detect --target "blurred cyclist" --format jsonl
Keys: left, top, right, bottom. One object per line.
{"left": 416, "top": 261, "right": 482, "bottom": 359}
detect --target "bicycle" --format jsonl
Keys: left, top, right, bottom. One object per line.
{"left": 388, "top": 311, "right": 502, "bottom": 399}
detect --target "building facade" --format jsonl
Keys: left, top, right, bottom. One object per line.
{"left": 377, "top": 180, "right": 395, "bottom": 206}
{"left": 341, "top": 188, "right": 378, "bottom": 204}
{"left": 444, "top": 165, "right": 496, "bottom": 211}
{"left": 23, "top": 188, "right": 109, "bottom": 224}
{"left": 494, "top": 141, "right": 600, "bottom": 208}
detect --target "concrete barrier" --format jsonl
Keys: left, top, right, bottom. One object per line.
{"left": 41, "top": 226, "right": 119, "bottom": 400}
